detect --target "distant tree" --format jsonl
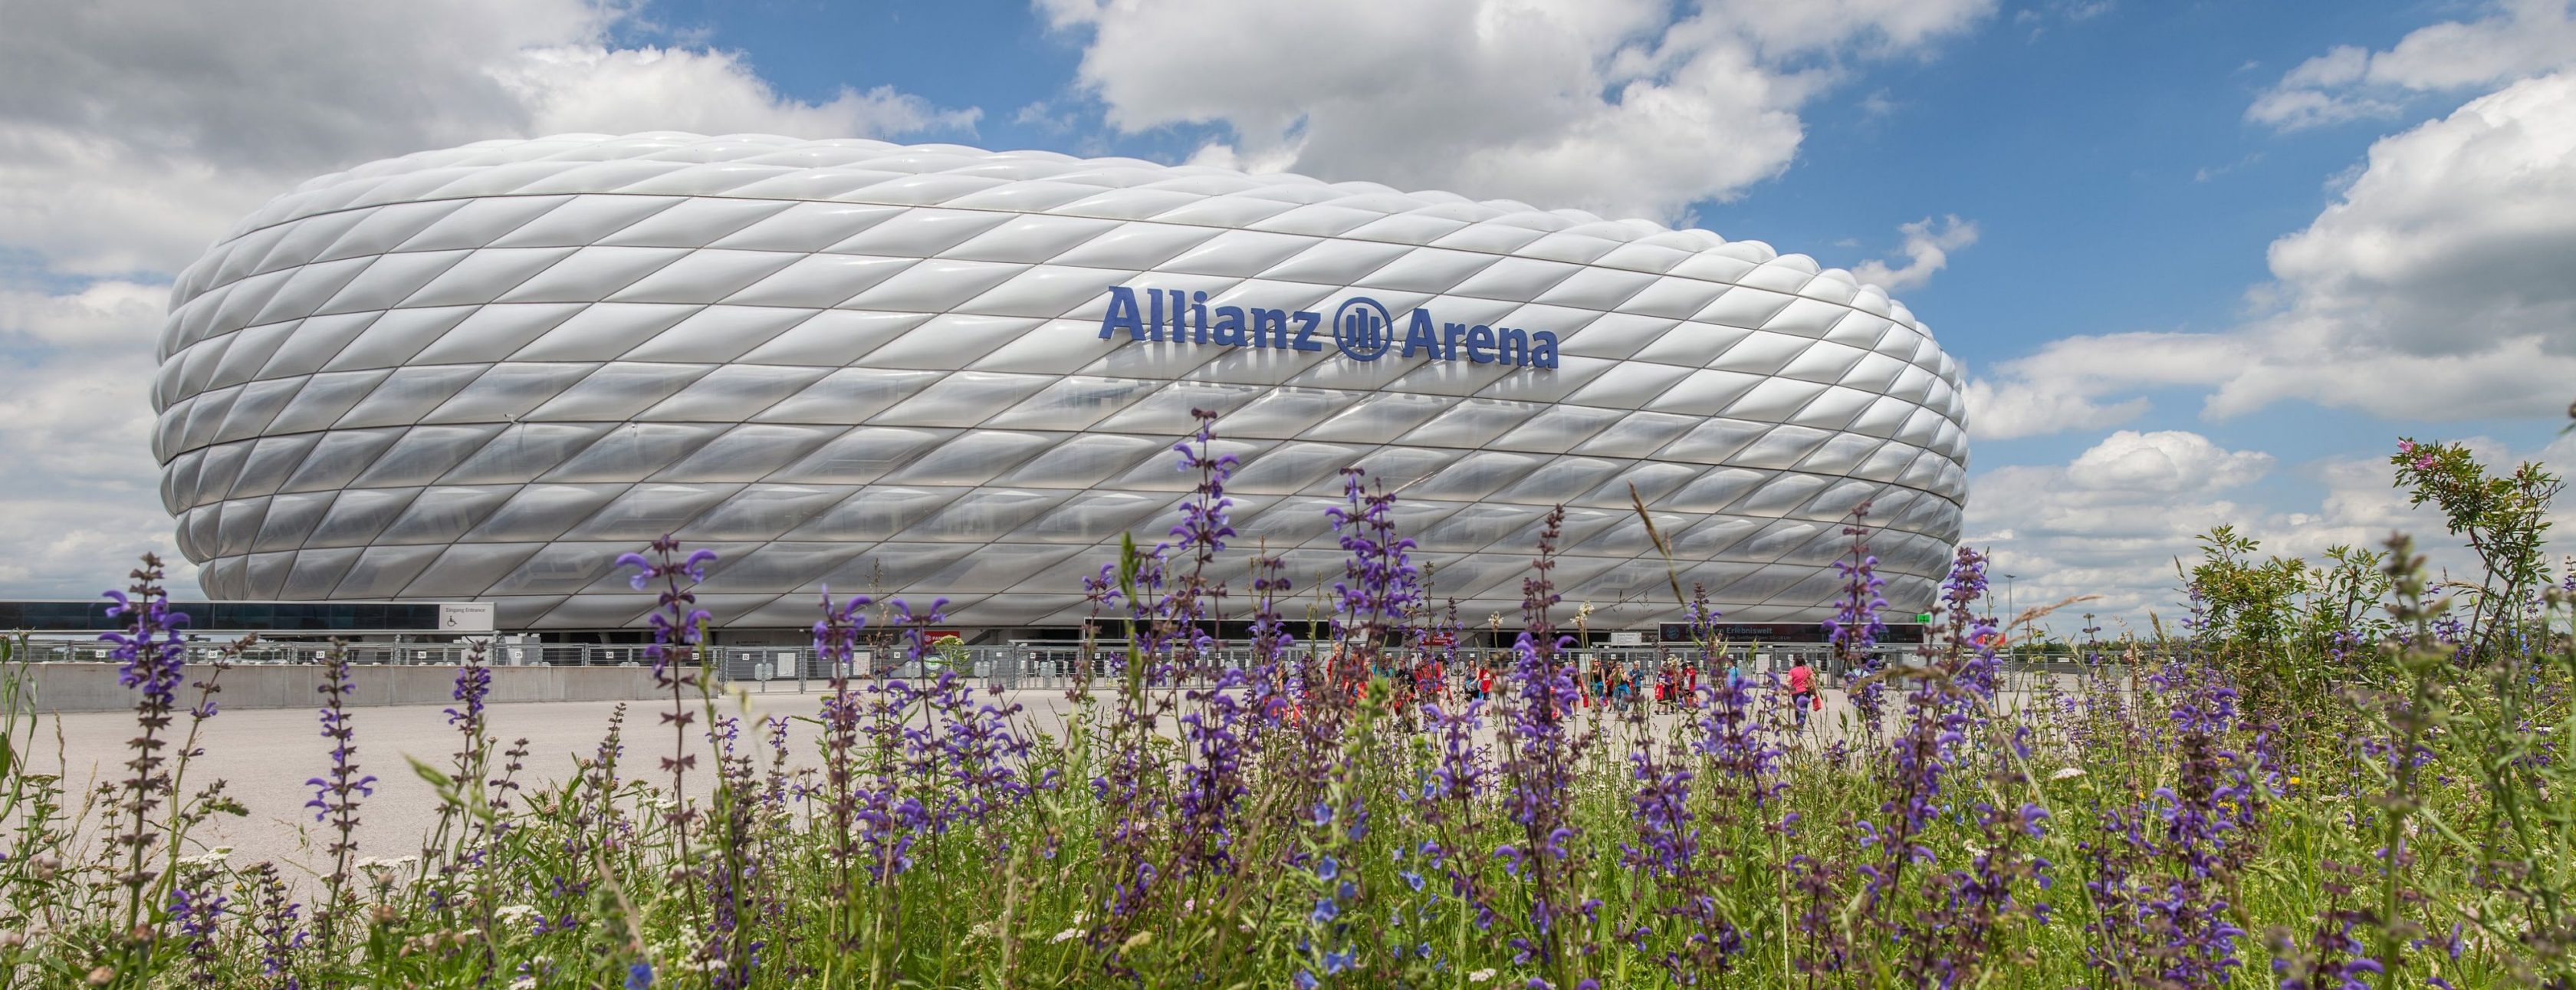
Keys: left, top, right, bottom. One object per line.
{"left": 2183, "top": 525, "right": 2311, "bottom": 712}
{"left": 2390, "top": 439, "right": 2561, "bottom": 656}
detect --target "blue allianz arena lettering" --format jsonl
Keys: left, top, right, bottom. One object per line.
{"left": 1094, "top": 285, "right": 1561, "bottom": 369}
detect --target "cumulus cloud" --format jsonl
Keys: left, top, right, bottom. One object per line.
{"left": 1851, "top": 215, "right": 1977, "bottom": 291}
{"left": 1963, "top": 430, "right": 2271, "bottom": 630}
{"left": 0, "top": 0, "right": 977, "bottom": 275}
{"left": 0, "top": 282, "right": 193, "bottom": 594}
{"left": 1970, "top": 73, "right": 2576, "bottom": 439}
{"left": 2064, "top": 430, "right": 2274, "bottom": 493}
{"left": 492, "top": 46, "right": 981, "bottom": 141}
{"left": 2262, "top": 74, "right": 2576, "bottom": 360}
{"left": 1968, "top": 429, "right": 2576, "bottom": 635}
{"left": 2247, "top": 0, "right": 2576, "bottom": 131}
{"left": 1959, "top": 380, "right": 2148, "bottom": 441}
{"left": 0, "top": 0, "right": 975, "bottom": 597}
{"left": 1037, "top": 0, "right": 1995, "bottom": 222}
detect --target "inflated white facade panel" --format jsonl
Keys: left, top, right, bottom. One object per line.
{"left": 155, "top": 133, "right": 1970, "bottom": 630}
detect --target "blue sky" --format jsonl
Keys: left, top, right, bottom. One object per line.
{"left": 3, "top": 0, "right": 2573, "bottom": 627}
{"left": 654, "top": 0, "right": 2400, "bottom": 353}
{"left": 634, "top": 0, "right": 2576, "bottom": 483}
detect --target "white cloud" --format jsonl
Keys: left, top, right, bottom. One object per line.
{"left": 0, "top": 282, "right": 193, "bottom": 595}
{"left": 492, "top": 46, "right": 981, "bottom": 140}
{"left": 1851, "top": 214, "right": 1977, "bottom": 291}
{"left": 0, "top": 0, "right": 976, "bottom": 598}
{"left": 1959, "top": 379, "right": 2147, "bottom": 441}
{"left": 1966, "top": 429, "right": 2576, "bottom": 636}
{"left": 2263, "top": 74, "right": 2576, "bottom": 357}
{"left": 0, "top": 497, "right": 200, "bottom": 599}
{"left": 1969, "top": 72, "right": 2576, "bottom": 439}
{"left": 1964, "top": 430, "right": 2270, "bottom": 630}
{"left": 2192, "top": 151, "right": 2263, "bottom": 183}
{"left": 2248, "top": 0, "right": 2576, "bottom": 130}
{"left": 2013, "top": 0, "right": 2114, "bottom": 41}
{"left": 1014, "top": 100, "right": 1081, "bottom": 134}
{"left": 1037, "top": 0, "right": 1995, "bottom": 223}
{"left": 0, "top": 281, "right": 166, "bottom": 349}
{"left": 2064, "top": 430, "right": 2274, "bottom": 493}
{"left": 0, "top": 282, "right": 168, "bottom": 485}
{"left": 0, "top": 1, "right": 976, "bottom": 275}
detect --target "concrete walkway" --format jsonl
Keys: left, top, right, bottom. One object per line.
{"left": 18, "top": 685, "right": 1889, "bottom": 881}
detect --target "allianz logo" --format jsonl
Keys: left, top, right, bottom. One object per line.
{"left": 1096, "top": 285, "right": 1562, "bottom": 369}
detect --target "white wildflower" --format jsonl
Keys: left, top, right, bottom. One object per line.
{"left": 496, "top": 905, "right": 540, "bottom": 926}
{"left": 509, "top": 978, "right": 536, "bottom": 990}
{"left": 2050, "top": 767, "right": 2085, "bottom": 781}
{"left": 178, "top": 847, "right": 233, "bottom": 867}
{"left": 1469, "top": 969, "right": 1497, "bottom": 983}
{"left": 1050, "top": 927, "right": 1086, "bottom": 944}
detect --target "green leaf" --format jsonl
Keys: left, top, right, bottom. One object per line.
{"left": 408, "top": 755, "right": 455, "bottom": 791}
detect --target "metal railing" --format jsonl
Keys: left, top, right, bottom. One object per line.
{"left": 18, "top": 640, "right": 498, "bottom": 668}
{"left": 13, "top": 638, "right": 2123, "bottom": 697}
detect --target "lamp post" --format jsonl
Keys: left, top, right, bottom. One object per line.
{"left": 2001, "top": 573, "right": 2017, "bottom": 652}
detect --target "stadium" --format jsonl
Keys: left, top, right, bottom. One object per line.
{"left": 150, "top": 133, "right": 1970, "bottom": 643}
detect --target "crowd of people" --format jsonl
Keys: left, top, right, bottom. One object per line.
{"left": 1368, "top": 650, "right": 1828, "bottom": 726}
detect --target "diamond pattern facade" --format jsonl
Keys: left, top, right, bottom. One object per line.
{"left": 153, "top": 133, "right": 1971, "bottom": 631}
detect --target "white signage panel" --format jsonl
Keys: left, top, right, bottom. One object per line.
{"left": 439, "top": 602, "right": 497, "bottom": 633}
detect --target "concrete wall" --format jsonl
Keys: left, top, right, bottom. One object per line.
{"left": 16, "top": 663, "right": 663, "bottom": 713}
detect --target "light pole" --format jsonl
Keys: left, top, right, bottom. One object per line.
{"left": 2001, "top": 573, "right": 2017, "bottom": 649}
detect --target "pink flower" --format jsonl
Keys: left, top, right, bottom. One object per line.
{"left": 2416, "top": 455, "right": 2436, "bottom": 470}
{"left": 2397, "top": 439, "right": 2416, "bottom": 454}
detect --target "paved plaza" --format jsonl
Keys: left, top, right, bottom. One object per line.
{"left": 23, "top": 683, "right": 1891, "bottom": 880}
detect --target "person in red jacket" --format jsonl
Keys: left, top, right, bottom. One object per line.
{"left": 1787, "top": 659, "right": 1816, "bottom": 729}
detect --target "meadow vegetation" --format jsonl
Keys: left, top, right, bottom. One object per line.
{"left": 1, "top": 417, "right": 2571, "bottom": 988}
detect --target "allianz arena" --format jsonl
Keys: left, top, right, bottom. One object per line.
{"left": 152, "top": 133, "right": 1970, "bottom": 635}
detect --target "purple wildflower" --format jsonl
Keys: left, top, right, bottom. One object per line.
{"left": 99, "top": 554, "right": 192, "bottom": 928}
{"left": 305, "top": 643, "right": 375, "bottom": 948}
{"left": 168, "top": 873, "right": 227, "bottom": 984}
{"left": 1494, "top": 506, "right": 1587, "bottom": 986}
{"left": 616, "top": 536, "right": 718, "bottom": 883}
{"left": 812, "top": 586, "right": 872, "bottom": 947}
{"left": 1822, "top": 503, "right": 1890, "bottom": 735}
{"left": 1323, "top": 468, "right": 1422, "bottom": 724}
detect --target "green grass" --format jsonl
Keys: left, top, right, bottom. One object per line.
{"left": 2, "top": 627, "right": 2570, "bottom": 988}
